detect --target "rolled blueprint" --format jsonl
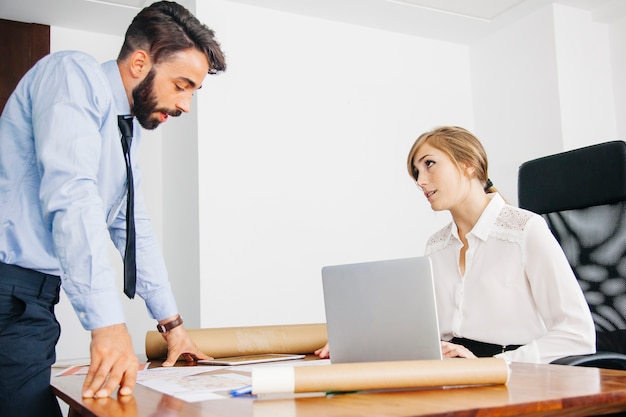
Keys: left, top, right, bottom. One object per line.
{"left": 145, "top": 323, "right": 327, "bottom": 359}
{"left": 252, "top": 357, "right": 509, "bottom": 394}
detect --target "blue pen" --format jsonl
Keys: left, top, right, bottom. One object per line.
{"left": 230, "top": 385, "right": 253, "bottom": 397}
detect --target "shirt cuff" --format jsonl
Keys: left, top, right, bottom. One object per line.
{"left": 68, "top": 287, "right": 126, "bottom": 330}
{"left": 143, "top": 285, "right": 179, "bottom": 322}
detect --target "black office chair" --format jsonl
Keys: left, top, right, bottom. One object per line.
{"left": 518, "top": 140, "right": 626, "bottom": 370}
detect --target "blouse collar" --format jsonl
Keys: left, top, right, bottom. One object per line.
{"left": 450, "top": 193, "right": 505, "bottom": 242}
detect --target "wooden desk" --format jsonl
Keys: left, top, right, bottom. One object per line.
{"left": 52, "top": 361, "right": 626, "bottom": 417}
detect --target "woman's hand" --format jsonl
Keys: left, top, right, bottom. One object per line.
{"left": 314, "top": 343, "right": 330, "bottom": 359}
{"left": 441, "top": 341, "right": 477, "bottom": 358}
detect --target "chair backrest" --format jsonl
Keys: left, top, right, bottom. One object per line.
{"left": 518, "top": 141, "right": 626, "bottom": 354}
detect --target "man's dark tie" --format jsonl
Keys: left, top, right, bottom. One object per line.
{"left": 118, "top": 115, "right": 136, "bottom": 299}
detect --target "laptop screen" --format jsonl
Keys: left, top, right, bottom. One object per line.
{"left": 322, "top": 256, "right": 442, "bottom": 363}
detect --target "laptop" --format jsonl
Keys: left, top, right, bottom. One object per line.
{"left": 321, "top": 256, "right": 442, "bottom": 363}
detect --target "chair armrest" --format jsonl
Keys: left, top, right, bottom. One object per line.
{"left": 551, "top": 351, "right": 626, "bottom": 370}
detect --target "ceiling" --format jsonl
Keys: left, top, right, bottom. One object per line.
{"left": 0, "top": 0, "right": 624, "bottom": 44}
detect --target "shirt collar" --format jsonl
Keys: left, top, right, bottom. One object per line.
{"left": 449, "top": 192, "right": 505, "bottom": 242}
{"left": 101, "top": 60, "right": 131, "bottom": 116}
{"left": 470, "top": 192, "right": 505, "bottom": 241}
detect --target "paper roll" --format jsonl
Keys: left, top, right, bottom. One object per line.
{"left": 145, "top": 323, "right": 327, "bottom": 359}
{"left": 252, "top": 358, "right": 509, "bottom": 394}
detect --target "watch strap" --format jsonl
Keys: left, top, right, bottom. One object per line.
{"left": 157, "top": 315, "right": 183, "bottom": 333}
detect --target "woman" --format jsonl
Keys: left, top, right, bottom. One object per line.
{"left": 317, "top": 126, "right": 595, "bottom": 363}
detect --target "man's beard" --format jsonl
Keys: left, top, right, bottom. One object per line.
{"left": 132, "top": 69, "right": 182, "bottom": 130}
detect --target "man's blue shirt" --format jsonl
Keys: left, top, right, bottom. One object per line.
{"left": 0, "top": 51, "right": 178, "bottom": 329}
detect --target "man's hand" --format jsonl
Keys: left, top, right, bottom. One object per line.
{"left": 82, "top": 323, "right": 138, "bottom": 398}
{"left": 160, "top": 323, "right": 211, "bottom": 366}
{"left": 81, "top": 392, "right": 138, "bottom": 416}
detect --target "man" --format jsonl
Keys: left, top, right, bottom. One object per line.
{"left": 0, "top": 2, "right": 226, "bottom": 416}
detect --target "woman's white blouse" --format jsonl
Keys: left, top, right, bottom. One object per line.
{"left": 426, "top": 193, "right": 596, "bottom": 363}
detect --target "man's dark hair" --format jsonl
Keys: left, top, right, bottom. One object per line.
{"left": 118, "top": 1, "right": 226, "bottom": 73}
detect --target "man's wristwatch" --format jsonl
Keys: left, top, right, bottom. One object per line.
{"left": 157, "top": 315, "right": 183, "bottom": 333}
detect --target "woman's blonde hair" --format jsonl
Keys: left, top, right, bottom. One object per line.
{"left": 406, "top": 126, "right": 495, "bottom": 193}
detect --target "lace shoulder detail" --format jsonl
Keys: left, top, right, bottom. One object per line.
{"left": 491, "top": 206, "right": 534, "bottom": 244}
{"left": 425, "top": 223, "right": 453, "bottom": 255}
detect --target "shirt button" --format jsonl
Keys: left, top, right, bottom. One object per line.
{"left": 79, "top": 312, "right": 86, "bottom": 319}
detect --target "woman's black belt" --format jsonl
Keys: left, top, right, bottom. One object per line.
{"left": 449, "top": 337, "right": 522, "bottom": 357}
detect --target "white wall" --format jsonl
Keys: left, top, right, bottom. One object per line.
{"left": 471, "top": 3, "right": 623, "bottom": 205}
{"left": 195, "top": 1, "right": 471, "bottom": 328}
{"left": 553, "top": 4, "right": 617, "bottom": 150}
{"left": 51, "top": 27, "right": 164, "bottom": 359}
{"left": 610, "top": 14, "right": 626, "bottom": 140}
{"left": 471, "top": 4, "right": 564, "bottom": 205}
